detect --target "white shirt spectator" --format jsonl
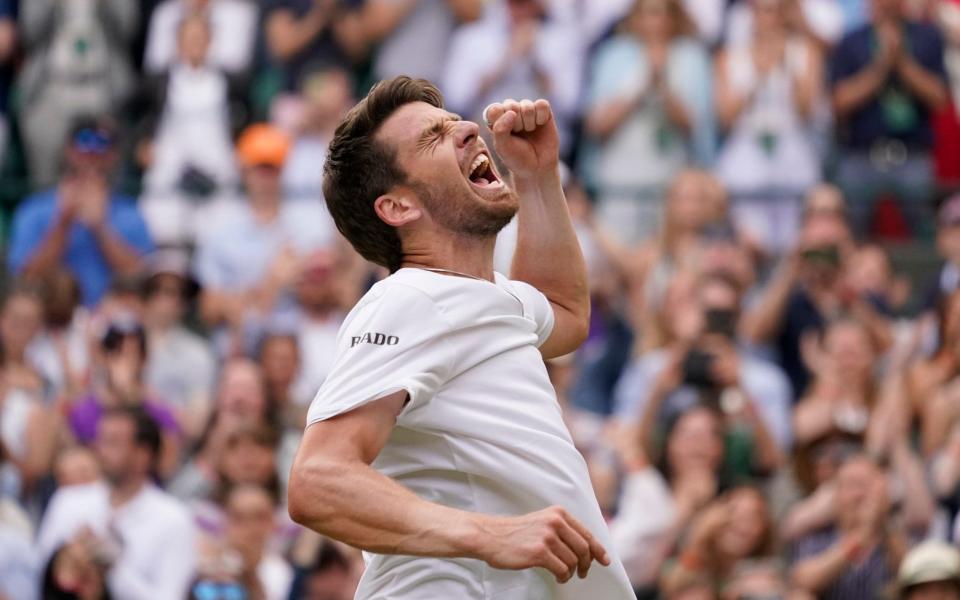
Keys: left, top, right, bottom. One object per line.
{"left": 442, "top": 12, "right": 583, "bottom": 151}
{"left": 613, "top": 348, "right": 793, "bottom": 450}
{"left": 681, "top": 0, "right": 727, "bottom": 46}
{"left": 259, "top": 552, "right": 295, "bottom": 600}
{"left": 726, "top": 0, "right": 845, "bottom": 47}
{"left": 36, "top": 481, "right": 197, "bottom": 600}
{"left": 609, "top": 468, "right": 677, "bottom": 588}
{"left": 144, "top": 0, "right": 257, "bottom": 74}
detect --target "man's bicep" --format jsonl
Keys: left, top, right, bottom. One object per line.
{"left": 539, "top": 302, "right": 584, "bottom": 359}
{"left": 300, "top": 391, "right": 408, "bottom": 465}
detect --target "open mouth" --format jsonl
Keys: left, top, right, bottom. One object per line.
{"left": 466, "top": 153, "right": 503, "bottom": 189}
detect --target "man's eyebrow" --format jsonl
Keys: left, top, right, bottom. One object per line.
{"left": 415, "top": 114, "right": 462, "bottom": 152}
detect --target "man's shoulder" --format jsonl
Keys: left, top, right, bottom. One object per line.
{"left": 13, "top": 189, "right": 57, "bottom": 217}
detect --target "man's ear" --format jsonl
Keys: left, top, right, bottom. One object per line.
{"left": 374, "top": 191, "right": 423, "bottom": 228}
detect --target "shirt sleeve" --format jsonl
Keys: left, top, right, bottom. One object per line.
{"left": 7, "top": 197, "right": 48, "bottom": 273}
{"left": 306, "top": 284, "right": 455, "bottom": 425}
{"left": 499, "top": 277, "right": 556, "bottom": 348}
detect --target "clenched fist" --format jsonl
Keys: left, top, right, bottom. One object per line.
{"left": 483, "top": 99, "right": 559, "bottom": 181}
{"left": 471, "top": 505, "right": 610, "bottom": 583}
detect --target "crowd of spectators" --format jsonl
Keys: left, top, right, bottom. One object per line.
{"left": 2, "top": 0, "right": 960, "bottom": 599}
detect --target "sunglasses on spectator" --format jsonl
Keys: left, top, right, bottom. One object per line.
{"left": 73, "top": 127, "right": 114, "bottom": 154}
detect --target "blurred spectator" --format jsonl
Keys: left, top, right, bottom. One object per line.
{"left": 610, "top": 404, "right": 728, "bottom": 592}
{"left": 25, "top": 270, "right": 90, "bottom": 402}
{"left": 0, "top": 284, "right": 60, "bottom": 495}
{"left": 443, "top": 0, "right": 582, "bottom": 154}
{"left": 679, "top": 0, "right": 726, "bottom": 45}
{"left": 579, "top": 0, "right": 714, "bottom": 244}
{"left": 144, "top": 0, "right": 257, "bottom": 75}
{"left": 282, "top": 67, "right": 354, "bottom": 202}
{"left": 715, "top": 0, "right": 824, "bottom": 253}
{"left": 169, "top": 358, "right": 274, "bottom": 499}
{"left": 789, "top": 454, "right": 906, "bottom": 599}
{"left": 365, "top": 0, "right": 483, "bottom": 84}
{"left": 830, "top": 0, "right": 948, "bottom": 238}
{"left": 224, "top": 484, "right": 292, "bottom": 599}
{"left": 53, "top": 446, "right": 101, "bottom": 488}
{"left": 36, "top": 407, "right": 197, "bottom": 600}
{"left": 743, "top": 213, "right": 857, "bottom": 396}
{"left": 662, "top": 486, "right": 776, "bottom": 595}
{"left": 8, "top": 116, "right": 155, "bottom": 307}
{"left": 615, "top": 272, "right": 792, "bottom": 458}
{"left": 142, "top": 250, "right": 217, "bottom": 442}
{"left": 136, "top": 13, "right": 250, "bottom": 247}
{"left": 726, "top": 0, "right": 847, "bottom": 49}
{"left": 896, "top": 541, "right": 960, "bottom": 600}
{"left": 67, "top": 317, "right": 182, "bottom": 479}
{"left": 193, "top": 123, "right": 333, "bottom": 357}
{"left": 265, "top": 0, "right": 366, "bottom": 91}
{"left": 0, "top": 0, "right": 14, "bottom": 167}
{"left": 0, "top": 520, "right": 37, "bottom": 600}
{"left": 288, "top": 539, "right": 359, "bottom": 600}
{"left": 17, "top": 0, "right": 138, "bottom": 187}
{"left": 719, "top": 559, "right": 796, "bottom": 600}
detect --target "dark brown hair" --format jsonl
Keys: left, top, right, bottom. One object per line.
{"left": 323, "top": 76, "right": 445, "bottom": 272}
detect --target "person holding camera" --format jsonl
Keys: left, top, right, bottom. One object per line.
{"left": 614, "top": 270, "right": 791, "bottom": 470}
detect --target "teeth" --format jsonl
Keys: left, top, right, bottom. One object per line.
{"left": 470, "top": 155, "right": 489, "bottom": 178}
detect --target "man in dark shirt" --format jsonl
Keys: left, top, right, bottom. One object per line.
{"left": 830, "top": 0, "right": 948, "bottom": 238}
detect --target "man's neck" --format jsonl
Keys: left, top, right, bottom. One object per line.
{"left": 400, "top": 232, "right": 498, "bottom": 282}
{"left": 109, "top": 476, "right": 147, "bottom": 508}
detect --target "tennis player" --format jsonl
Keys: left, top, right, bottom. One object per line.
{"left": 288, "top": 76, "right": 634, "bottom": 599}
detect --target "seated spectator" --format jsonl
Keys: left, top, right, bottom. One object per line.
{"left": 193, "top": 123, "right": 334, "bottom": 357}
{"left": 142, "top": 250, "right": 217, "bottom": 443}
{"left": 662, "top": 486, "right": 776, "bottom": 595}
{"left": 144, "top": 0, "right": 257, "bottom": 75}
{"left": 364, "top": 0, "right": 483, "bottom": 85}
{"left": 17, "top": 0, "right": 138, "bottom": 187}
{"left": 579, "top": 0, "right": 714, "bottom": 244}
{"left": 25, "top": 270, "right": 90, "bottom": 402}
{"left": 743, "top": 213, "right": 858, "bottom": 396}
{"left": 8, "top": 116, "right": 155, "bottom": 307}
{"left": 67, "top": 317, "right": 182, "bottom": 479}
{"left": 36, "top": 407, "right": 197, "bottom": 600}
{"left": 895, "top": 541, "right": 960, "bottom": 600}
{"left": 265, "top": 0, "right": 366, "bottom": 91}
{"left": 136, "top": 13, "right": 249, "bottom": 247}
{"left": 714, "top": 0, "right": 824, "bottom": 253}
{"left": 610, "top": 404, "right": 728, "bottom": 592}
{"left": 281, "top": 67, "right": 354, "bottom": 203}
{"left": 442, "top": 0, "right": 582, "bottom": 155}
{"left": 830, "top": 0, "right": 948, "bottom": 238}
{"left": 789, "top": 454, "right": 907, "bottom": 599}
{"left": 615, "top": 272, "right": 792, "bottom": 460}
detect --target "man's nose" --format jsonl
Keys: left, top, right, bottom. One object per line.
{"left": 454, "top": 120, "right": 480, "bottom": 149}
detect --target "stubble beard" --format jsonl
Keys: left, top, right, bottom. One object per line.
{"left": 411, "top": 177, "right": 518, "bottom": 239}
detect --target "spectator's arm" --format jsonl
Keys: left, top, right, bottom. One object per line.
{"left": 895, "top": 50, "right": 948, "bottom": 111}
{"left": 792, "top": 40, "right": 823, "bottom": 121}
{"left": 16, "top": 403, "right": 60, "bottom": 492}
{"left": 332, "top": 8, "right": 368, "bottom": 63}
{"left": 831, "top": 55, "right": 891, "bottom": 119}
{"left": 740, "top": 393, "right": 783, "bottom": 473}
{"left": 714, "top": 50, "right": 753, "bottom": 132}
{"left": 781, "top": 483, "right": 836, "bottom": 541}
{"left": 741, "top": 255, "right": 797, "bottom": 344}
{"left": 90, "top": 221, "right": 147, "bottom": 276}
{"left": 793, "top": 395, "right": 835, "bottom": 447}
{"left": 890, "top": 441, "right": 935, "bottom": 531}
{"left": 445, "top": 0, "right": 483, "bottom": 23}
{"left": 361, "top": 0, "right": 418, "bottom": 44}
{"left": 266, "top": 7, "right": 330, "bottom": 63}
{"left": 790, "top": 539, "right": 854, "bottom": 593}
{"left": 14, "top": 208, "right": 72, "bottom": 279}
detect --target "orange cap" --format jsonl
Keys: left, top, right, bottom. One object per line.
{"left": 236, "top": 123, "right": 291, "bottom": 168}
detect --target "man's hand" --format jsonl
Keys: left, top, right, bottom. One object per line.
{"left": 75, "top": 176, "right": 109, "bottom": 230}
{"left": 473, "top": 506, "right": 610, "bottom": 583}
{"left": 484, "top": 99, "right": 559, "bottom": 180}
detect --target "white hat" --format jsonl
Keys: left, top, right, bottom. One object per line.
{"left": 898, "top": 541, "right": 960, "bottom": 593}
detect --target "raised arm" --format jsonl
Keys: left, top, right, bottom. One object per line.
{"left": 288, "top": 392, "right": 609, "bottom": 582}
{"left": 485, "top": 99, "right": 590, "bottom": 358}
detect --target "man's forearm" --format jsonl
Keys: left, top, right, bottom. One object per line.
{"left": 22, "top": 218, "right": 71, "bottom": 278}
{"left": 289, "top": 457, "right": 483, "bottom": 558}
{"left": 509, "top": 168, "right": 588, "bottom": 321}
{"left": 91, "top": 224, "right": 143, "bottom": 274}
{"left": 832, "top": 60, "right": 890, "bottom": 118}
{"left": 897, "top": 56, "right": 948, "bottom": 110}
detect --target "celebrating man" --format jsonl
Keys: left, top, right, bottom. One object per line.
{"left": 288, "top": 76, "right": 634, "bottom": 598}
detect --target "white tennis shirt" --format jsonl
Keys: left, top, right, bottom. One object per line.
{"left": 306, "top": 268, "right": 634, "bottom": 599}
